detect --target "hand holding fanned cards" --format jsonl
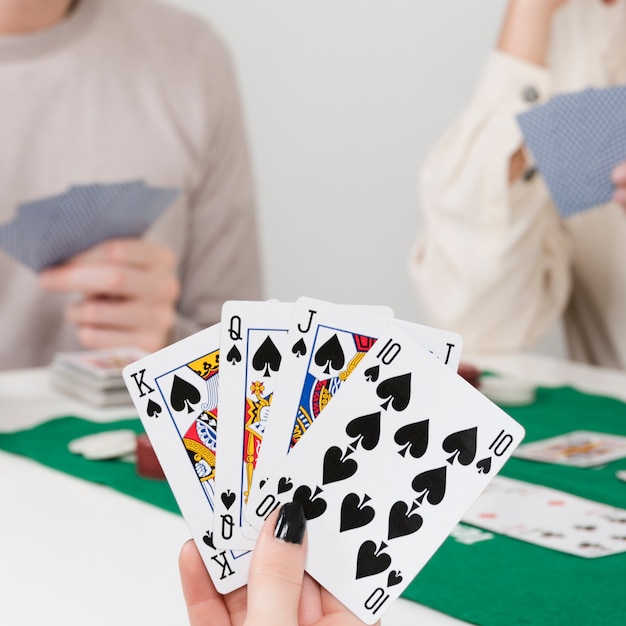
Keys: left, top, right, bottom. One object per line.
{"left": 0, "top": 181, "right": 179, "bottom": 271}
{"left": 122, "top": 299, "right": 524, "bottom": 621}
{"left": 517, "top": 85, "right": 626, "bottom": 218}
{"left": 245, "top": 325, "right": 524, "bottom": 623}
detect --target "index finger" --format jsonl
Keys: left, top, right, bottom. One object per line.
{"left": 64, "top": 238, "right": 176, "bottom": 269}
{"left": 244, "top": 504, "right": 307, "bottom": 626}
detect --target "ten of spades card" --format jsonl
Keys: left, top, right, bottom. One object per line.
{"left": 247, "top": 297, "right": 463, "bottom": 526}
{"left": 122, "top": 324, "right": 251, "bottom": 593}
{"left": 213, "top": 300, "right": 295, "bottom": 550}
{"left": 245, "top": 326, "right": 524, "bottom": 624}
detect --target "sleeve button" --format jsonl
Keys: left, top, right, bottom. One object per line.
{"left": 522, "top": 86, "right": 539, "bottom": 103}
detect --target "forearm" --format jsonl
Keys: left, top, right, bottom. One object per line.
{"left": 497, "top": 0, "right": 564, "bottom": 66}
{"left": 497, "top": 0, "right": 564, "bottom": 181}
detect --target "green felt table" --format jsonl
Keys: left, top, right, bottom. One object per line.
{"left": 1, "top": 385, "right": 625, "bottom": 625}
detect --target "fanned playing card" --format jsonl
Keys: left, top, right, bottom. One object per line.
{"left": 214, "top": 300, "right": 295, "bottom": 550}
{"left": 122, "top": 324, "right": 251, "bottom": 593}
{"left": 247, "top": 297, "right": 463, "bottom": 528}
{"left": 245, "top": 326, "right": 523, "bottom": 624}
{"left": 517, "top": 85, "right": 626, "bottom": 217}
{"left": 0, "top": 181, "right": 180, "bottom": 271}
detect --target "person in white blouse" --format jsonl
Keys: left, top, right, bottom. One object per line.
{"left": 410, "top": 0, "right": 626, "bottom": 370}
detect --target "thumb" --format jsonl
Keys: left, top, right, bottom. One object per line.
{"left": 244, "top": 502, "right": 307, "bottom": 626}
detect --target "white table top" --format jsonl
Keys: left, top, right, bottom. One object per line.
{"left": 1, "top": 354, "right": 624, "bottom": 626}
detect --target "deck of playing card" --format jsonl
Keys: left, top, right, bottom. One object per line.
{"left": 517, "top": 85, "right": 626, "bottom": 218}
{"left": 122, "top": 298, "right": 525, "bottom": 622}
{"left": 0, "top": 181, "right": 180, "bottom": 271}
{"left": 51, "top": 346, "right": 147, "bottom": 407}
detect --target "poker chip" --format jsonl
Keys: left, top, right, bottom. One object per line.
{"left": 479, "top": 376, "right": 536, "bottom": 406}
{"left": 136, "top": 433, "right": 166, "bottom": 480}
{"left": 457, "top": 363, "right": 481, "bottom": 388}
{"left": 68, "top": 429, "right": 137, "bottom": 460}
{"left": 616, "top": 470, "right": 626, "bottom": 483}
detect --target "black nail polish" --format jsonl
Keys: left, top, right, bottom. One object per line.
{"left": 274, "top": 502, "right": 306, "bottom": 544}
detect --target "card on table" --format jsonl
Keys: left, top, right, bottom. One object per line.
{"left": 213, "top": 300, "right": 295, "bottom": 550}
{"left": 463, "top": 476, "right": 626, "bottom": 558}
{"left": 245, "top": 326, "right": 523, "bottom": 624}
{"left": 122, "top": 324, "right": 251, "bottom": 593}
{"left": 513, "top": 430, "right": 626, "bottom": 467}
{"left": 247, "top": 297, "right": 463, "bottom": 527}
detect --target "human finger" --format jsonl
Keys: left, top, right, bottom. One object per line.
{"left": 66, "top": 296, "right": 176, "bottom": 334}
{"left": 40, "top": 260, "right": 180, "bottom": 301}
{"left": 62, "top": 238, "right": 176, "bottom": 270}
{"left": 243, "top": 503, "right": 307, "bottom": 626}
{"left": 70, "top": 320, "right": 171, "bottom": 352}
{"left": 179, "top": 540, "right": 233, "bottom": 626}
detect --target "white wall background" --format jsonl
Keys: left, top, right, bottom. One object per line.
{"left": 164, "top": 0, "right": 565, "bottom": 355}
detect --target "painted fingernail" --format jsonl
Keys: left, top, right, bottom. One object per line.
{"left": 274, "top": 502, "right": 306, "bottom": 544}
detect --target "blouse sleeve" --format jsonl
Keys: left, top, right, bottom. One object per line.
{"left": 409, "top": 50, "right": 573, "bottom": 354}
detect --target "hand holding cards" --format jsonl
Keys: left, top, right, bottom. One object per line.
{"left": 122, "top": 298, "right": 524, "bottom": 623}
{"left": 0, "top": 181, "right": 179, "bottom": 272}
{"left": 517, "top": 85, "right": 626, "bottom": 218}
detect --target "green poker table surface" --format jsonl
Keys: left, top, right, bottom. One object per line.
{"left": 1, "top": 370, "right": 625, "bottom": 625}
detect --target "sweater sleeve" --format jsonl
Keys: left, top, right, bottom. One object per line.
{"left": 168, "top": 34, "right": 264, "bottom": 343}
{"left": 409, "top": 50, "right": 573, "bottom": 354}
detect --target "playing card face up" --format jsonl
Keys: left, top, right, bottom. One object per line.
{"left": 248, "top": 297, "right": 463, "bottom": 527}
{"left": 0, "top": 181, "right": 180, "bottom": 271}
{"left": 463, "top": 476, "right": 626, "bottom": 558}
{"left": 513, "top": 430, "right": 626, "bottom": 467}
{"left": 517, "top": 85, "right": 626, "bottom": 218}
{"left": 213, "top": 301, "right": 295, "bottom": 550}
{"left": 244, "top": 326, "right": 524, "bottom": 624}
{"left": 123, "top": 324, "right": 251, "bottom": 593}
{"left": 122, "top": 301, "right": 525, "bottom": 620}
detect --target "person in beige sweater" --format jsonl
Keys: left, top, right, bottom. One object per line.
{"left": 0, "top": 0, "right": 262, "bottom": 370}
{"left": 411, "top": 0, "right": 626, "bottom": 370}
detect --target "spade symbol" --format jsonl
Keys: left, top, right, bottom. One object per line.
{"left": 293, "top": 485, "right": 327, "bottom": 520}
{"left": 388, "top": 501, "right": 423, "bottom": 539}
{"left": 411, "top": 466, "right": 447, "bottom": 506}
{"left": 443, "top": 427, "right": 477, "bottom": 466}
{"left": 387, "top": 570, "right": 403, "bottom": 587}
{"left": 314, "top": 334, "right": 345, "bottom": 375}
{"left": 394, "top": 420, "right": 429, "bottom": 459}
{"left": 220, "top": 490, "right": 236, "bottom": 510}
{"left": 322, "top": 446, "right": 358, "bottom": 485}
{"left": 364, "top": 365, "right": 380, "bottom": 382}
{"left": 227, "top": 345, "right": 242, "bottom": 365}
{"left": 340, "top": 493, "right": 375, "bottom": 532}
{"left": 476, "top": 457, "right": 492, "bottom": 474}
{"left": 252, "top": 336, "right": 282, "bottom": 377}
{"left": 202, "top": 531, "right": 215, "bottom": 549}
{"left": 170, "top": 375, "right": 201, "bottom": 414}
{"left": 346, "top": 412, "right": 381, "bottom": 451}
{"left": 292, "top": 338, "right": 307, "bottom": 357}
{"left": 146, "top": 398, "right": 162, "bottom": 418}
{"left": 277, "top": 477, "right": 293, "bottom": 494}
{"left": 376, "top": 373, "right": 411, "bottom": 411}
{"left": 355, "top": 540, "right": 392, "bottom": 579}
